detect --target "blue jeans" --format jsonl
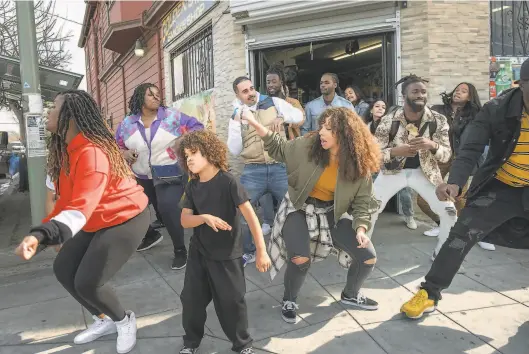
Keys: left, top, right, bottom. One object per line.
{"left": 373, "top": 173, "right": 414, "bottom": 217}
{"left": 398, "top": 187, "right": 414, "bottom": 217}
{"left": 240, "top": 163, "right": 288, "bottom": 254}
{"left": 259, "top": 193, "right": 277, "bottom": 225}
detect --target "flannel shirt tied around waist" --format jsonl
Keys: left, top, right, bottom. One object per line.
{"left": 268, "top": 192, "right": 353, "bottom": 280}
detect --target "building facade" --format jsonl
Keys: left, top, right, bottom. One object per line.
{"left": 79, "top": 0, "right": 175, "bottom": 129}
{"left": 80, "top": 1, "right": 528, "bottom": 174}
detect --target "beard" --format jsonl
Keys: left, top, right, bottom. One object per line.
{"left": 406, "top": 96, "right": 427, "bottom": 113}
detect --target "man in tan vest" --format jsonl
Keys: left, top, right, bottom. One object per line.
{"left": 228, "top": 77, "right": 303, "bottom": 267}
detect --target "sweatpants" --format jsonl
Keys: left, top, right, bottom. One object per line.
{"left": 180, "top": 245, "right": 252, "bottom": 352}
{"left": 282, "top": 207, "right": 377, "bottom": 302}
{"left": 422, "top": 180, "right": 529, "bottom": 300}
{"left": 154, "top": 179, "right": 187, "bottom": 254}
{"left": 137, "top": 178, "right": 164, "bottom": 239}
{"left": 369, "top": 169, "right": 458, "bottom": 255}
{"left": 53, "top": 208, "right": 150, "bottom": 321}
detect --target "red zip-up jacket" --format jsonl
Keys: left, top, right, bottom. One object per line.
{"left": 32, "top": 133, "right": 148, "bottom": 244}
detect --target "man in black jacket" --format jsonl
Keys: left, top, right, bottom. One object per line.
{"left": 401, "top": 58, "right": 529, "bottom": 319}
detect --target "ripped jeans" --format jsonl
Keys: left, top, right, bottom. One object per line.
{"left": 422, "top": 179, "right": 529, "bottom": 301}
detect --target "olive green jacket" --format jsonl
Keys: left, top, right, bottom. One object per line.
{"left": 262, "top": 131, "right": 378, "bottom": 234}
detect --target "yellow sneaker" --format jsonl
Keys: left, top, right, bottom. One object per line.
{"left": 401, "top": 289, "right": 436, "bottom": 319}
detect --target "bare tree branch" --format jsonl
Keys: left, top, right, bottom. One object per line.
{"left": 0, "top": 0, "right": 73, "bottom": 109}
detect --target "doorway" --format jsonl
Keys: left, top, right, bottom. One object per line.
{"left": 253, "top": 32, "right": 396, "bottom": 107}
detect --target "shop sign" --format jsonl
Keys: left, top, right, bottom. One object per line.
{"left": 162, "top": 1, "right": 217, "bottom": 47}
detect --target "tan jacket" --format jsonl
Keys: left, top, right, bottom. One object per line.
{"left": 240, "top": 102, "right": 286, "bottom": 164}
{"left": 374, "top": 107, "right": 452, "bottom": 186}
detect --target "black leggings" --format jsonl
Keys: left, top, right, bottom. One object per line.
{"left": 137, "top": 177, "right": 187, "bottom": 254}
{"left": 53, "top": 208, "right": 150, "bottom": 321}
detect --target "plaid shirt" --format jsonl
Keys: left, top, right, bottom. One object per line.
{"left": 268, "top": 192, "right": 352, "bottom": 280}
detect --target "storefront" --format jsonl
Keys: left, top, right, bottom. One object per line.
{"left": 488, "top": 1, "right": 529, "bottom": 99}
{"left": 231, "top": 1, "right": 400, "bottom": 106}
{"left": 162, "top": 0, "right": 248, "bottom": 172}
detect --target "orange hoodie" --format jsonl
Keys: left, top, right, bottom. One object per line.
{"left": 32, "top": 133, "right": 148, "bottom": 244}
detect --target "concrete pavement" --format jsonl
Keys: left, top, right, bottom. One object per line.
{"left": 1, "top": 211, "right": 529, "bottom": 354}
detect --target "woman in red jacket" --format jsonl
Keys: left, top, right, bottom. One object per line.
{"left": 15, "top": 90, "right": 149, "bottom": 354}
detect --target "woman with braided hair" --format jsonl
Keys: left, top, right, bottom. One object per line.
{"left": 15, "top": 90, "right": 150, "bottom": 353}
{"left": 116, "top": 83, "right": 204, "bottom": 270}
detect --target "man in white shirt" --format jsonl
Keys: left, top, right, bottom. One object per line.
{"left": 228, "top": 76, "right": 303, "bottom": 267}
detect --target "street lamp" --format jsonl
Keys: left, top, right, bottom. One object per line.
{"left": 134, "top": 39, "right": 145, "bottom": 57}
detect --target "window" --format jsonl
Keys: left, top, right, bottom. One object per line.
{"left": 170, "top": 25, "right": 214, "bottom": 101}
{"left": 490, "top": 1, "right": 529, "bottom": 56}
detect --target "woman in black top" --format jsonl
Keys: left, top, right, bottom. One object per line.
{"left": 418, "top": 82, "right": 494, "bottom": 250}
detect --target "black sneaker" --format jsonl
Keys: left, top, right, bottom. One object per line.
{"left": 179, "top": 346, "right": 197, "bottom": 354}
{"left": 240, "top": 348, "right": 255, "bottom": 354}
{"left": 281, "top": 300, "right": 299, "bottom": 323}
{"left": 340, "top": 292, "right": 378, "bottom": 310}
{"left": 150, "top": 220, "right": 165, "bottom": 229}
{"left": 136, "top": 231, "right": 163, "bottom": 252}
{"left": 172, "top": 250, "right": 187, "bottom": 270}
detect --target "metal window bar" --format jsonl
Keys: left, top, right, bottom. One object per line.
{"left": 490, "top": 1, "right": 529, "bottom": 56}
{"left": 171, "top": 25, "right": 214, "bottom": 101}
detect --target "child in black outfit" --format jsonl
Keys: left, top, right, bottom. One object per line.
{"left": 178, "top": 130, "right": 271, "bottom": 354}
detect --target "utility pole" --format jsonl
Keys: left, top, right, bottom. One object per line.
{"left": 16, "top": 1, "right": 47, "bottom": 225}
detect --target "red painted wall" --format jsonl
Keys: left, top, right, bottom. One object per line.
{"left": 83, "top": 2, "right": 166, "bottom": 129}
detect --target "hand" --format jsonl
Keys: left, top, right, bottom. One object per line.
{"left": 122, "top": 149, "right": 138, "bottom": 164}
{"left": 241, "top": 107, "right": 258, "bottom": 126}
{"left": 390, "top": 144, "right": 418, "bottom": 158}
{"left": 270, "top": 118, "right": 284, "bottom": 133}
{"left": 409, "top": 137, "right": 437, "bottom": 151}
{"left": 356, "top": 230, "right": 371, "bottom": 249}
{"left": 15, "top": 236, "right": 39, "bottom": 260}
{"left": 255, "top": 249, "right": 271, "bottom": 273}
{"left": 201, "top": 214, "right": 232, "bottom": 232}
{"left": 435, "top": 183, "right": 460, "bottom": 202}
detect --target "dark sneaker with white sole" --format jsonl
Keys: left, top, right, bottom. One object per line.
{"left": 340, "top": 292, "right": 379, "bottom": 310}
{"left": 179, "top": 346, "right": 197, "bottom": 354}
{"left": 281, "top": 300, "right": 299, "bottom": 323}
{"left": 172, "top": 249, "right": 188, "bottom": 270}
{"left": 150, "top": 220, "right": 165, "bottom": 229}
{"left": 240, "top": 348, "right": 256, "bottom": 354}
{"left": 136, "top": 232, "right": 163, "bottom": 252}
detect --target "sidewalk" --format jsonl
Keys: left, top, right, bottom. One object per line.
{"left": 1, "top": 212, "right": 528, "bottom": 353}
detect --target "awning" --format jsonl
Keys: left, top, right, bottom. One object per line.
{"left": 0, "top": 54, "right": 84, "bottom": 104}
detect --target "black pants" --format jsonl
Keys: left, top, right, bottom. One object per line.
{"left": 422, "top": 180, "right": 529, "bottom": 300}
{"left": 53, "top": 208, "right": 150, "bottom": 321}
{"left": 282, "top": 207, "right": 377, "bottom": 302}
{"left": 137, "top": 178, "right": 163, "bottom": 222}
{"left": 180, "top": 244, "right": 252, "bottom": 352}
{"left": 137, "top": 177, "right": 187, "bottom": 254}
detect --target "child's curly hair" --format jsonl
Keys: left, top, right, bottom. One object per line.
{"left": 178, "top": 130, "right": 229, "bottom": 178}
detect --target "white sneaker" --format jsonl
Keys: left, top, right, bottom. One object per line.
{"left": 74, "top": 315, "right": 117, "bottom": 345}
{"left": 262, "top": 223, "right": 272, "bottom": 235}
{"left": 423, "top": 227, "right": 440, "bottom": 237}
{"left": 405, "top": 217, "right": 417, "bottom": 230}
{"left": 115, "top": 311, "right": 137, "bottom": 354}
{"left": 478, "top": 242, "right": 496, "bottom": 251}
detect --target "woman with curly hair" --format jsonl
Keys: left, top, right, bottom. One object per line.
{"left": 15, "top": 90, "right": 150, "bottom": 353}
{"left": 240, "top": 106, "right": 381, "bottom": 323}
{"left": 177, "top": 130, "right": 270, "bottom": 354}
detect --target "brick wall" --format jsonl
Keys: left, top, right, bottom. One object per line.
{"left": 400, "top": 1, "right": 490, "bottom": 105}
{"left": 164, "top": 4, "right": 247, "bottom": 175}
